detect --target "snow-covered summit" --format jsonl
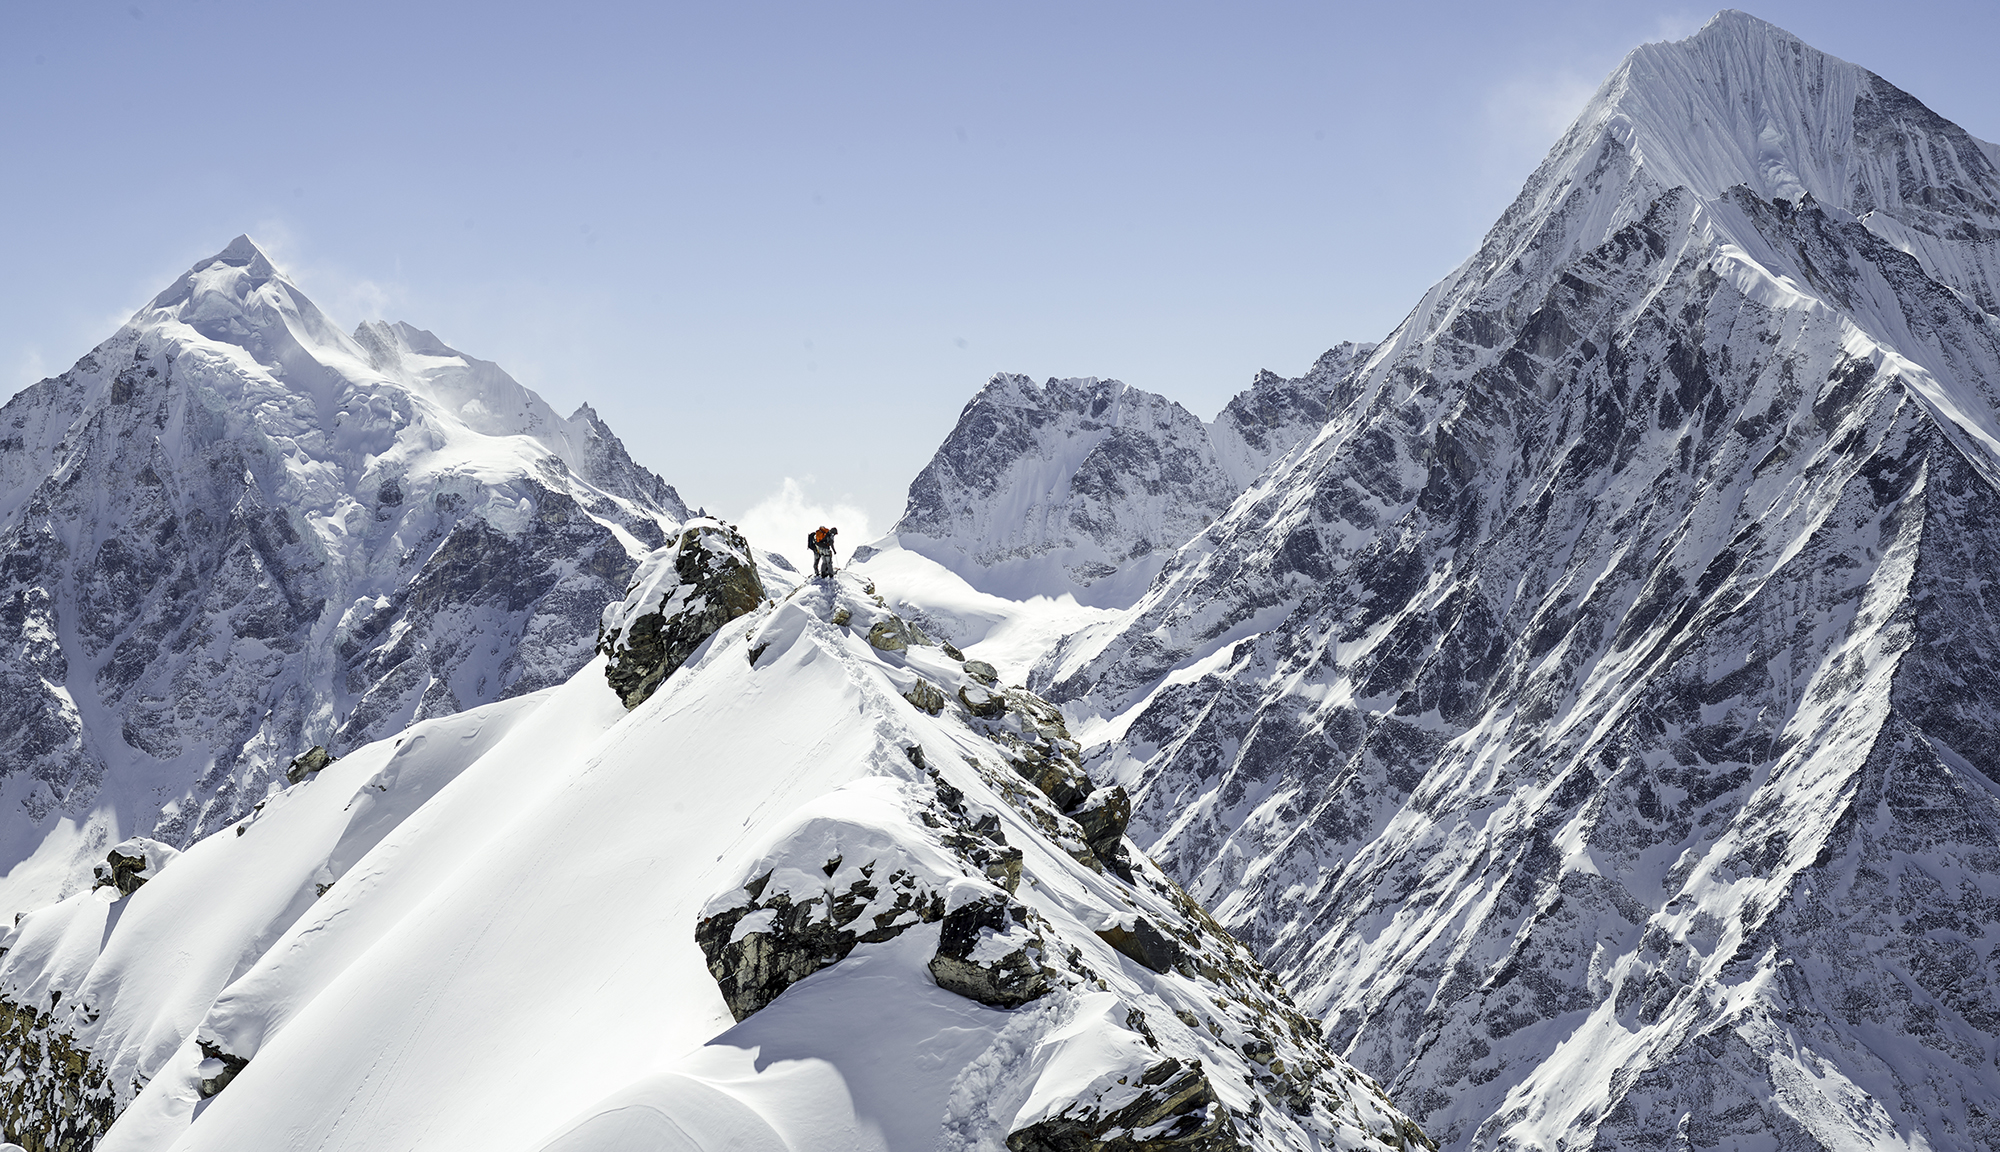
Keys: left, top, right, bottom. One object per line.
{"left": 1445, "top": 9, "right": 2000, "bottom": 335}
{"left": 1588, "top": 11, "right": 1997, "bottom": 213}
{"left": 1031, "top": 13, "right": 2000, "bottom": 1152}
{"left": 885, "top": 344, "right": 1375, "bottom": 608}
{"left": 0, "top": 236, "right": 689, "bottom": 914}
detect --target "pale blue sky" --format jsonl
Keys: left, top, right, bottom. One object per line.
{"left": 4, "top": 1, "right": 1996, "bottom": 536}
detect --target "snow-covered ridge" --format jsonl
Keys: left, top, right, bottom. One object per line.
{"left": 887, "top": 342, "right": 1375, "bottom": 609}
{"left": 0, "top": 565, "right": 1430, "bottom": 1152}
{"left": 0, "top": 236, "right": 690, "bottom": 914}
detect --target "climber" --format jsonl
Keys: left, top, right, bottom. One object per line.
{"left": 807, "top": 525, "right": 838, "bottom": 579}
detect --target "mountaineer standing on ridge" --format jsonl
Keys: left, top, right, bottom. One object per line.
{"left": 807, "top": 525, "right": 838, "bottom": 579}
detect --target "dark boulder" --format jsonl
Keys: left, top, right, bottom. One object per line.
{"left": 284, "top": 744, "right": 336, "bottom": 784}
{"left": 696, "top": 862, "right": 945, "bottom": 1022}
{"left": 960, "top": 684, "right": 1007, "bottom": 718}
{"left": 904, "top": 678, "right": 948, "bottom": 716}
{"left": 598, "top": 519, "right": 766, "bottom": 709}
{"left": 1006, "top": 1057, "right": 1240, "bottom": 1152}
{"left": 90, "top": 837, "right": 179, "bottom": 898}
{"left": 1071, "top": 785, "right": 1132, "bottom": 867}
{"left": 195, "top": 1039, "right": 250, "bottom": 1098}
{"left": 1097, "top": 915, "right": 1183, "bottom": 975}
{"left": 929, "top": 894, "right": 1050, "bottom": 1008}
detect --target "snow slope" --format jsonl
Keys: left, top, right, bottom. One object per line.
{"left": 0, "top": 238, "right": 692, "bottom": 914}
{"left": 1038, "top": 11, "right": 2000, "bottom": 1151}
{"left": 0, "top": 567, "right": 1427, "bottom": 1152}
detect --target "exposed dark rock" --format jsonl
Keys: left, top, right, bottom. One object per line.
{"left": 867, "top": 616, "right": 925, "bottom": 652}
{"left": 904, "top": 679, "right": 948, "bottom": 716}
{"left": 1005, "top": 1057, "right": 1239, "bottom": 1152}
{"left": 0, "top": 996, "right": 117, "bottom": 1151}
{"left": 194, "top": 1039, "right": 249, "bottom": 1099}
{"left": 598, "top": 520, "right": 766, "bottom": 709}
{"left": 89, "top": 838, "right": 178, "bottom": 898}
{"left": 928, "top": 894, "right": 1050, "bottom": 1008}
{"left": 1097, "top": 915, "right": 1183, "bottom": 975}
{"left": 1072, "top": 785, "right": 1132, "bottom": 868}
{"left": 960, "top": 684, "right": 1007, "bottom": 718}
{"left": 284, "top": 745, "right": 336, "bottom": 785}
{"left": 963, "top": 660, "right": 999, "bottom": 685}
{"left": 695, "top": 863, "right": 945, "bottom": 1022}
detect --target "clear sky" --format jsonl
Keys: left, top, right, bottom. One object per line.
{"left": 4, "top": 1, "right": 1996, "bottom": 543}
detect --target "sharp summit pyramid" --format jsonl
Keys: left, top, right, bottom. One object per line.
{"left": 1038, "top": 11, "right": 2000, "bottom": 1150}
{"left": 0, "top": 237, "right": 687, "bottom": 911}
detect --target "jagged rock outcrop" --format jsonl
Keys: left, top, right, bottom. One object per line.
{"left": 0, "top": 238, "right": 689, "bottom": 913}
{"left": 89, "top": 839, "right": 179, "bottom": 899}
{"left": 597, "top": 519, "right": 766, "bottom": 708}
{"left": 929, "top": 893, "right": 1051, "bottom": 1008}
{"left": 1005, "top": 1056, "right": 1236, "bottom": 1152}
{"left": 192, "top": 1040, "right": 247, "bottom": 1099}
{"left": 903, "top": 678, "right": 949, "bottom": 715}
{"left": 1043, "top": 13, "right": 2000, "bottom": 1152}
{"left": 1207, "top": 342, "right": 1377, "bottom": 490}
{"left": 696, "top": 847, "right": 949, "bottom": 1021}
{"left": 283, "top": 746, "right": 336, "bottom": 785}
{"left": 1096, "top": 914, "right": 1181, "bottom": 976}
{"left": 0, "top": 996, "right": 117, "bottom": 1152}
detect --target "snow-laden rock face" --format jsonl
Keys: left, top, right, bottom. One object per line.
{"left": 597, "top": 518, "right": 767, "bottom": 708}
{"left": 0, "top": 237, "right": 689, "bottom": 912}
{"left": 888, "top": 354, "right": 1372, "bottom": 609}
{"left": 1208, "top": 342, "right": 1376, "bottom": 492}
{"left": 0, "top": 568, "right": 1430, "bottom": 1152}
{"left": 1040, "top": 13, "right": 2000, "bottom": 1152}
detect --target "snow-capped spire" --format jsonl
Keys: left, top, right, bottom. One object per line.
{"left": 1555, "top": 8, "right": 1999, "bottom": 215}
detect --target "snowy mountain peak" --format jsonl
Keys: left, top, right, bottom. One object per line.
{"left": 199, "top": 233, "right": 276, "bottom": 273}
{"left": 142, "top": 234, "right": 346, "bottom": 354}
{"left": 885, "top": 348, "right": 1376, "bottom": 608}
{"left": 0, "top": 238, "right": 690, "bottom": 914}
{"left": 1574, "top": 8, "right": 1999, "bottom": 216}
{"left": 1030, "top": 16, "right": 2000, "bottom": 1152}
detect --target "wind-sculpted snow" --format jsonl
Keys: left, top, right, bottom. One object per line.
{"left": 1040, "top": 12, "right": 2000, "bottom": 1152}
{"left": 0, "top": 238, "right": 689, "bottom": 912}
{"left": 888, "top": 350, "right": 1372, "bottom": 609}
{"left": 0, "top": 568, "right": 1430, "bottom": 1152}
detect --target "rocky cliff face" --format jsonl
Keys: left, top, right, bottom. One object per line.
{"left": 888, "top": 353, "right": 1372, "bottom": 608}
{"left": 0, "top": 238, "right": 687, "bottom": 912}
{"left": 1039, "top": 13, "right": 2000, "bottom": 1151}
